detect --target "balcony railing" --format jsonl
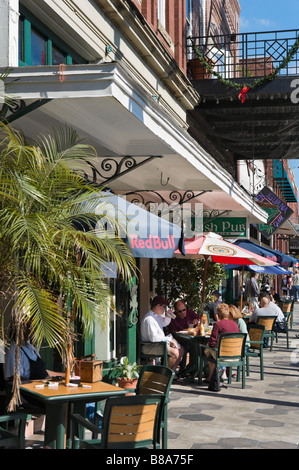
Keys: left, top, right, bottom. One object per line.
{"left": 187, "top": 29, "right": 299, "bottom": 80}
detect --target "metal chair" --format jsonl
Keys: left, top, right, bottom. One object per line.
{"left": 245, "top": 324, "right": 266, "bottom": 380}
{"left": 0, "top": 412, "right": 27, "bottom": 449}
{"left": 70, "top": 394, "right": 165, "bottom": 449}
{"left": 275, "top": 311, "right": 292, "bottom": 349}
{"left": 257, "top": 316, "right": 277, "bottom": 351}
{"left": 136, "top": 365, "right": 174, "bottom": 449}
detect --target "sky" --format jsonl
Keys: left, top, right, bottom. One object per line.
{"left": 238, "top": 0, "right": 299, "bottom": 192}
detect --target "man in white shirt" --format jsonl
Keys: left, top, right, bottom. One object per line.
{"left": 251, "top": 294, "right": 285, "bottom": 325}
{"left": 141, "top": 296, "right": 185, "bottom": 374}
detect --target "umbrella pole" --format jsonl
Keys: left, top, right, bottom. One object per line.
{"left": 240, "top": 265, "right": 244, "bottom": 311}
{"left": 201, "top": 255, "right": 209, "bottom": 321}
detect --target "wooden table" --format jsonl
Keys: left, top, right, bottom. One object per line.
{"left": 173, "top": 331, "right": 210, "bottom": 382}
{"left": 20, "top": 380, "right": 127, "bottom": 449}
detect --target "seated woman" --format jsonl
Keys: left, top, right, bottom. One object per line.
{"left": 228, "top": 305, "right": 250, "bottom": 348}
{"left": 204, "top": 303, "right": 240, "bottom": 383}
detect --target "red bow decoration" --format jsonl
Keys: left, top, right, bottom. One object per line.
{"left": 238, "top": 86, "right": 249, "bottom": 104}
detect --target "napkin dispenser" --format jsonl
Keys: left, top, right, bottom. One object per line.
{"left": 74, "top": 354, "right": 103, "bottom": 383}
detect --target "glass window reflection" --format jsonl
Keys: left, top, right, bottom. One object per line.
{"left": 31, "top": 26, "right": 47, "bottom": 65}
{"left": 52, "top": 44, "right": 66, "bottom": 65}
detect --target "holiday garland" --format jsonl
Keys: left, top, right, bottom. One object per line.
{"left": 188, "top": 35, "right": 299, "bottom": 99}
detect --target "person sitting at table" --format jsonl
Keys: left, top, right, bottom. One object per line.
{"left": 140, "top": 296, "right": 185, "bottom": 379}
{"left": 253, "top": 293, "right": 285, "bottom": 332}
{"left": 4, "top": 321, "right": 65, "bottom": 383}
{"left": 250, "top": 295, "right": 285, "bottom": 325}
{"left": 204, "top": 303, "right": 240, "bottom": 383}
{"left": 168, "top": 300, "right": 199, "bottom": 332}
{"left": 228, "top": 305, "right": 250, "bottom": 348}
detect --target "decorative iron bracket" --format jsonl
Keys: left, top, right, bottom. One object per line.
{"left": 86, "top": 155, "right": 163, "bottom": 186}
{"left": 202, "top": 209, "right": 231, "bottom": 222}
{"left": 0, "top": 98, "right": 52, "bottom": 124}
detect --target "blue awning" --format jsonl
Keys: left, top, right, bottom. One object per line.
{"left": 233, "top": 239, "right": 279, "bottom": 263}
{"left": 234, "top": 239, "right": 297, "bottom": 267}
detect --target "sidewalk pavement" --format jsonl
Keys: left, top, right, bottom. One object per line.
{"left": 25, "top": 304, "right": 299, "bottom": 450}
{"left": 166, "top": 304, "right": 299, "bottom": 449}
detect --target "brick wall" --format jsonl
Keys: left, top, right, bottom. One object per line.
{"left": 141, "top": 0, "right": 186, "bottom": 71}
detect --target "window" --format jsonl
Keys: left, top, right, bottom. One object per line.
{"left": 31, "top": 26, "right": 47, "bottom": 66}
{"left": 186, "top": 0, "right": 193, "bottom": 60}
{"left": 157, "top": 0, "right": 166, "bottom": 28}
{"left": 19, "top": 6, "right": 84, "bottom": 66}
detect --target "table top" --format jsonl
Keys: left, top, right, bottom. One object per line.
{"left": 20, "top": 380, "right": 126, "bottom": 403}
{"left": 174, "top": 330, "right": 211, "bottom": 339}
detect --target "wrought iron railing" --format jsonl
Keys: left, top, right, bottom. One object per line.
{"left": 187, "top": 29, "right": 299, "bottom": 80}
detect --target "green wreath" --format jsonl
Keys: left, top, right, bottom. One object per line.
{"left": 188, "top": 36, "right": 299, "bottom": 92}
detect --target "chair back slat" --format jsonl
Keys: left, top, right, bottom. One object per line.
{"left": 219, "top": 337, "right": 243, "bottom": 357}
{"left": 106, "top": 399, "right": 159, "bottom": 445}
{"left": 248, "top": 325, "right": 265, "bottom": 350}
{"left": 138, "top": 371, "right": 169, "bottom": 395}
{"left": 257, "top": 316, "right": 276, "bottom": 331}
{"left": 282, "top": 303, "right": 292, "bottom": 313}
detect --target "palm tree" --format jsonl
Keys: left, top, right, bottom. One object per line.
{"left": 0, "top": 123, "right": 136, "bottom": 410}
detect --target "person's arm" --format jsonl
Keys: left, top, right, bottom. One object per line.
{"left": 208, "top": 323, "right": 219, "bottom": 348}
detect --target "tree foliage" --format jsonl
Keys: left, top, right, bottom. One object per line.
{"left": 153, "top": 258, "right": 225, "bottom": 310}
{"left": 0, "top": 123, "right": 136, "bottom": 409}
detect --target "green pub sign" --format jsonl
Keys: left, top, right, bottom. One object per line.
{"left": 203, "top": 217, "right": 247, "bottom": 238}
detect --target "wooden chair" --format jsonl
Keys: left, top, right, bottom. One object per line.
{"left": 281, "top": 302, "right": 292, "bottom": 313}
{"left": 202, "top": 333, "right": 247, "bottom": 388}
{"left": 257, "top": 316, "right": 277, "bottom": 351}
{"left": 275, "top": 311, "right": 292, "bottom": 349}
{"left": 245, "top": 324, "right": 266, "bottom": 380}
{"left": 0, "top": 412, "right": 27, "bottom": 449}
{"left": 136, "top": 365, "right": 174, "bottom": 449}
{"left": 70, "top": 394, "right": 165, "bottom": 449}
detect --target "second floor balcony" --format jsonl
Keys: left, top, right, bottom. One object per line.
{"left": 186, "top": 29, "right": 299, "bottom": 169}
{"left": 187, "top": 29, "right": 299, "bottom": 81}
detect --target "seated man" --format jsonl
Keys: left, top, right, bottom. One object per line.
{"left": 140, "top": 296, "right": 185, "bottom": 377}
{"left": 250, "top": 295, "right": 284, "bottom": 324}
{"left": 205, "top": 303, "right": 240, "bottom": 383}
{"left": 168, "top": 300, "right": 199, "bottom": 332}
{"left": 264, "top": 293, "right": 286, "bottom": 331}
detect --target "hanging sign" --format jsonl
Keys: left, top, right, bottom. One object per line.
{"left": 255, "top": 187, "right": 294, "bottom": 239}
{"left": 203, "top": 217, "right": 247, "bottom": 238}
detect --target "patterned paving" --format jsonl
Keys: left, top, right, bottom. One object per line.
{"left": 167, "top": 305, "right": 299, "bottom": 449}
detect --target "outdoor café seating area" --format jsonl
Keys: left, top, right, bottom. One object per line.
{"left": 0, "top": 296, "right": 298, "bottom": 450}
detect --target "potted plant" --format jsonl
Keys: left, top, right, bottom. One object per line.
{"left": 114, "top": 356, "right": 142, "bottom": 394}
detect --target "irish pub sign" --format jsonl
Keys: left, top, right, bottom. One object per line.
{"left": 203, "top": 217, "right": 247, "bottom": 238}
